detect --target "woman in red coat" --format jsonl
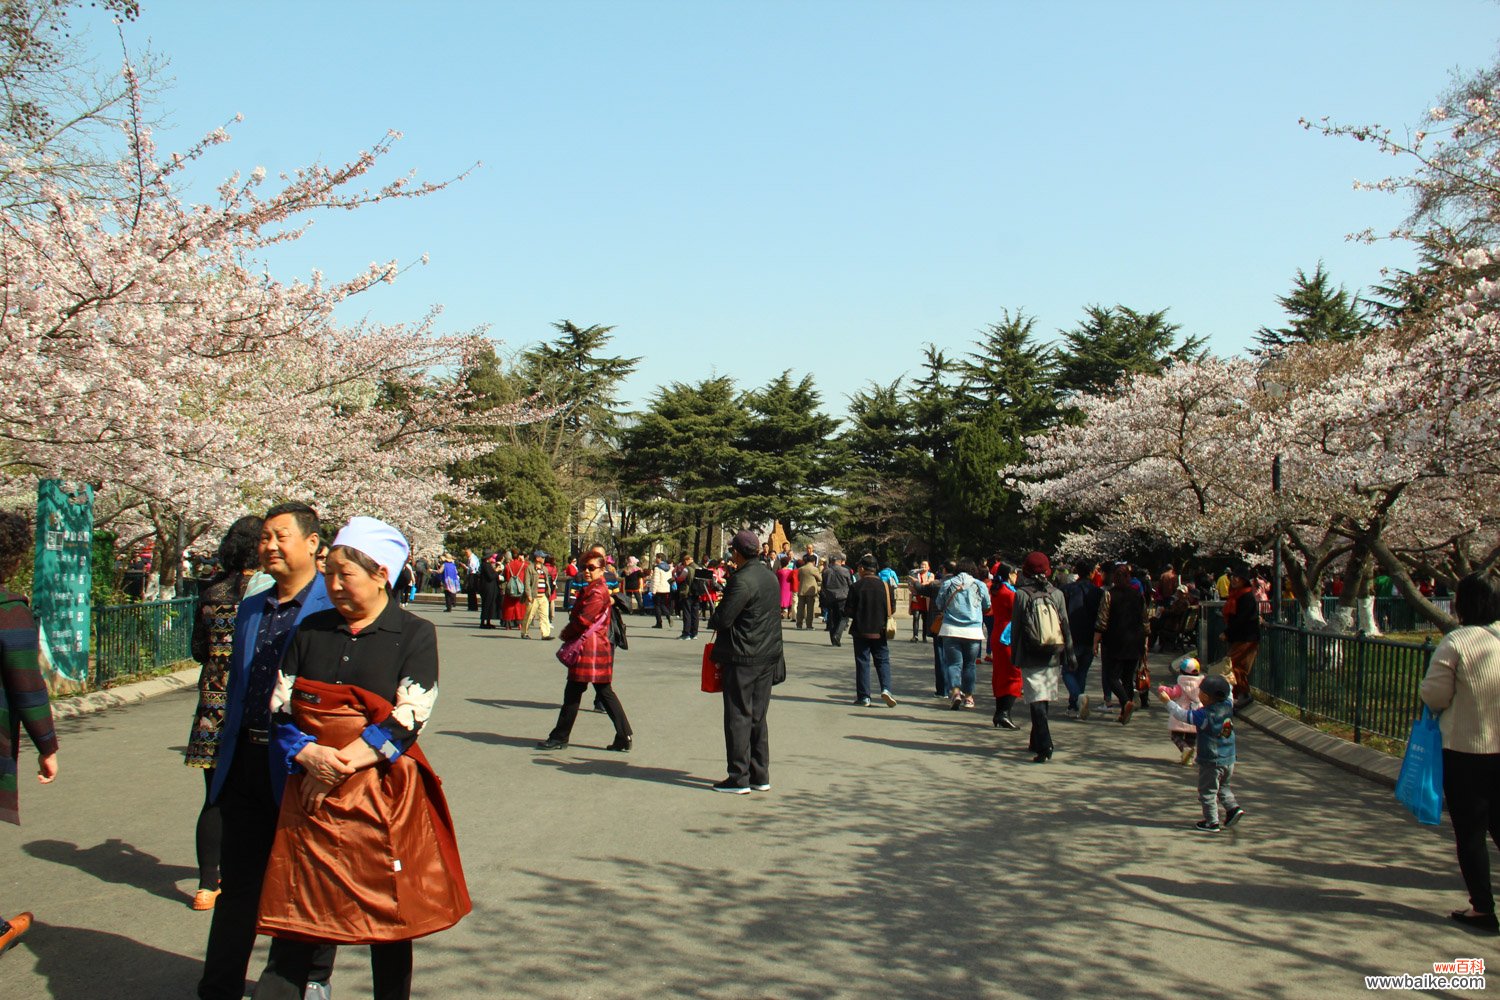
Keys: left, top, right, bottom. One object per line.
{"left": 535, "top": 554, "right": 632, "bottom": 751}
{"left": 501, "top": 550, "right": 528, "bottom": 629}
{"left": 989, "top": 561, "right": 1022, "bottom": 730}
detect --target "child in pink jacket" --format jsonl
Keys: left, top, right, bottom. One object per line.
{"left": 1157, "top": 656, "right": 1203, "bottom": 765}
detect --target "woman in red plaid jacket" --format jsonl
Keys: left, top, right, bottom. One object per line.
{"left": 536, "top": 553, "right": 632, "bottom": 752}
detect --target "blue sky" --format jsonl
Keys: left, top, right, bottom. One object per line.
{"left": 110, "top": 1, "right": 1500, "bottom": 414}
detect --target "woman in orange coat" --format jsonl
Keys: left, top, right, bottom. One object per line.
{"left": 535, "top": 554, "right": 632, "bottom": 752}
{"left": 989, "top": 562, "right": 1022, "bottom": 729}
{"left": 255, "top": 517, "right": 469, "bottom": 1000}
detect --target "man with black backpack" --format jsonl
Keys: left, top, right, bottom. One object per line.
{"left": 1009, "top": 551, "right": 1076, "bottom": 763}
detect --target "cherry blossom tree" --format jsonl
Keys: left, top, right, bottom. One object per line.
{"left": 0, "top": 82, "right": 535, "bottom": 592}
{"left": 1011, "top": 68, "right": 1500, "bottom": 635}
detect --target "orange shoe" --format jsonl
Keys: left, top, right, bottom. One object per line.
{"left": 190, "top": 889, "right": 221, "bottom": 911}
{"left": 0, "top": 912, "right": 32, "bottom": 956}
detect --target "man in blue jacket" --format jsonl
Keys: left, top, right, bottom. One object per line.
{"left": 199, "top": 502, "right": 337, "bottom": 1000}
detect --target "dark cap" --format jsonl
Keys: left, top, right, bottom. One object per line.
{"left": 1201, "top": 675, "right": 1232, "bottom": 702}
{"left": 730, "top": 530, "right": 760, "bottom": 557}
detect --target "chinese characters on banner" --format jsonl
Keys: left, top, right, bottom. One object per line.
{"left": 33, "top": 480, "right": 93, "bottom": 684}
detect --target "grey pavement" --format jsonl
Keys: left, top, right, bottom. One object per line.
{"left": 0, "top": 606, "right": 1492, "bottom": 999}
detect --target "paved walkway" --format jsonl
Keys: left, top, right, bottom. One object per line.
{"left": 0, "top": 606, "right": 1490, "bottom": 999}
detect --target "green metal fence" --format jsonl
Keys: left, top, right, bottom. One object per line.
{"left": 1259, "top": 624, "right": 1434, "bottom": 745}
{"left": 1197, "top": 602, "right": 1435, "bottom": 746}
{"left": 91, "top": 598, "right": 196, "bottom": 689}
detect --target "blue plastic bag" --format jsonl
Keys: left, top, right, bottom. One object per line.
{"left": 1395, "top": 706, "right": 1444, "bottom": 825}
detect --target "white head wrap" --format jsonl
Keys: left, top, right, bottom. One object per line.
{"left": 330, "top": 516, "right": 410, "bottom": 585}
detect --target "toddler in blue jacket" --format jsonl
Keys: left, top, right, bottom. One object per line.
{"left": 1158, "top": 674, "right": 1244, "bottom": 833}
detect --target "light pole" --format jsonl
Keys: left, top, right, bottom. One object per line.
{"left": 1272, "top": 454, "right": 1283, "bottom": 626}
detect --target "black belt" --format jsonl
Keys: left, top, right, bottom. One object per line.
{"left": 243, "top": 727, "right": 270, "bottom": 746}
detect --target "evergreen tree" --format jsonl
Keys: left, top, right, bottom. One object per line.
{"left": 508, "top": 320, "right": 640, "bottom": 550}
{"left": 832, "top": 378, "right": 918, "bottom": 565}
{"left": 736, "top": 371, "right": 841, "bottom": 538}
{"left": 516, "top": 320, "right": 640, "bottom": 462}
{"left": 903, "top": 346, "right": 962, "bottom": 559}
{"left": 1055, "top": 305, "right": 1206, "bottom": 396}
{"left": 1253, "top": 263, "right": 1371, "bottom": 357}
{"left": 446, "top": 343, "right": 568, "bottom": 556}
{"left": 447, "top": 443, "right": 569, "bottom": 557}
{"left": 958, "top": 310, "right": 1062, "bottom": 428}
{"left": 944, "top": 310, "right": 1064, "bottom": 555}
{"left": 614, "top": 377, "right": 747, "bottom": 559}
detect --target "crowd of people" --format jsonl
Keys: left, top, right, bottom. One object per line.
{"left": 2, "top": 505, "right": 1500, "bottom": 992}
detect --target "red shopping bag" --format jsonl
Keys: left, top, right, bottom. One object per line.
{"left": 700, "top": 642, "right": 721, "bottom": 693}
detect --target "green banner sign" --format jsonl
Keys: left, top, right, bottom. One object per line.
{"left": 33, "top": 480, "right": 93, "bottom": 683}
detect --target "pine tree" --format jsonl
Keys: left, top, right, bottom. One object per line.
{"left": 958, "top": 309, "right": 1061, "bottom": 428}
{"left": 1055, "top": 305, "right": 1206, "bottom": 396}
{"left": 832, "top": 378, "right": 918, "bottom": 565}
{"left": 1253, "top": 263, "right": 1371, "bottom": 357}
{"left": 614, "top": 377, "right": 747, "bottom": 559}
{"left": 736, "top": 371, "right": 840, "bottom": 538}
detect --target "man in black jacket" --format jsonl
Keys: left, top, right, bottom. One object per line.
{"left": 708, "top": 530, "right": 783, "bottom": 794}
{"left": 821, "top": 554, "right": 854, "bottom": 646}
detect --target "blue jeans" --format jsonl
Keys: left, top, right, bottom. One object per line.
{"left": 1062, "top": 648, "right": 1094, "bottom": 709}
{"left": 852, "top": 635, "right": 893, "bottom": 701}
{"left": 941, "top": 636, "right": 981, "bottom": 695}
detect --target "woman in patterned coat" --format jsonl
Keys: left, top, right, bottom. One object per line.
{"left": 183, "top": 515, "right": 262, "bottom": 912}
{"left": 535, "top": 553, "right": 631, "bottom": 752}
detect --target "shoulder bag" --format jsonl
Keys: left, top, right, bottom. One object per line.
{"left": 557, "top": 608, "right": 610, "bottom": 668}
{"left": 883, "top": 580, "right": 897, "bottom": 640}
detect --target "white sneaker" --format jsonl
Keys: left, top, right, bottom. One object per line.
{"left": 881, "top": 690, "right": 898, "bottom": 707}
{"left": 1078, "top": 695, "right": 1091, "bottom": 721}
{"left": 750, "top": 783, "right": 771, "bottom": 792}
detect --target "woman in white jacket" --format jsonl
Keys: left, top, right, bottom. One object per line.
{"left": 1420, "top": 573, "right": 1500, "bottom": 933}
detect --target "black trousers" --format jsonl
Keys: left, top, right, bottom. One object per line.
{"left": 196, "top": 767, "right": 221, "bottom": 890}
{"left": 654, "top": 594, "right": 673, "bottom": 626}
{"left": 1444, "top": 749, "right": 1500, "bottom": 914}
{"left": 1028, "top": 701, "right": 1052, "bottom": 753}
{"left": 722, "top": 660, "right": 773, "bottom": 786}
{"left": 680, "top": 598, "right": 699, "bottom": 637}
{"left": 550, "top": 681, "right": 630, "bottom": 741}
{"left": 826, "top": 604, "right": 847, "bottom": 645}
{"left": 255, "top": 940, "right": 410, "bottom": 1000}
{"left": 1103, "top": 656, "right": 1136, "bottom": 709}
{"left": 481, "top": 587, "right": 498, "bottom": 624}
{"left": 198, "top": 739, "right": 336, "bottom": 1000}
{"left": 443, "top": 590, "right": 456, "bottom": 612}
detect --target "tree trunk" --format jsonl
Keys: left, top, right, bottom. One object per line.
{"left": 1327, "top": 543, "right": 1372, "bottom": 633}
{"left": 1369, "top": 536, "right": 1459, "bottom": 632}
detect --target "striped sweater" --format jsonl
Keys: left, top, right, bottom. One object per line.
{"left": 1420, "top": 624, "right": 1500, "bottom": 754}
{"left": 1, "top": 588, "right": 59, "bottom": 825}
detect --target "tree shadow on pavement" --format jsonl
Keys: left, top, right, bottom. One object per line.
{"left": 1121, "top": 873, "right": 1443, "bottom": 926}
{"left": 1249, "top": 854, "right": 1439, "bottom": 891}
{"left": 411, "top": 712, "right": 1475, "bottom": 1000}
{"left": 23, "top": 838, "right": 195, "bottom": 904}
{"left": 19, "top": 921, "right": 202, "bottom": 1000}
